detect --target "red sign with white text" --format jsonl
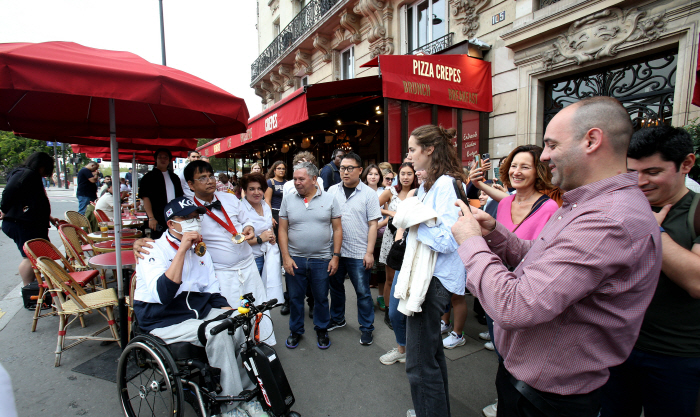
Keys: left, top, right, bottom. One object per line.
{"left": 379, "top": 55, "right": 492, "bottom": 113}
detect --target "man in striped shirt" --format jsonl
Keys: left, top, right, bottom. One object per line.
{"left": 452, "top": 97, "right": 661, "bottom": 417}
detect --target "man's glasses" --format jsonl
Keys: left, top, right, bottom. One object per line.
{"left": 339, "top": 166, "right": 360, "bottom": 172}
{"left": 193, "top": 176, "right": 216, "bottom": 184}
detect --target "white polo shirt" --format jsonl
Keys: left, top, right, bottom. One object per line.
{"left": 194, "top": 192, "right": 255, "bottom": 269}
{"left": 240, "top": 198, "right": 273, "bottom": 258}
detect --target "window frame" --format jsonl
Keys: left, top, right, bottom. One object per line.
{"left": 340, "top": 45, "right": 355, "bottom": 80}
{"left": 406, "top": 0, "right": 447, "bottom": 53}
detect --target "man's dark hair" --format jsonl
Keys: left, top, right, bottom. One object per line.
{"left": 628, "top": 125, "right": 694, "bottom": 171}
{"left": 341, "top": 152, "right": 362, "bottom": 166}
{"left": 153, "top": 148, "right": 172, "bottom": 161}
{"left": 188, "top": 150, "right": 200, "bottom": 157}
{"left": 22, "top": 151, "right": 54, "bottom": 174}
{"left": 184, "top": 160, "right": 214, "bottom": 183}
{"left": 332, "top": 148, "right": 345, "bottom": 159}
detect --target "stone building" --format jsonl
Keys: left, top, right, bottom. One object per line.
{"left": 198, "top": 0, "right": 699, "bottom": 168}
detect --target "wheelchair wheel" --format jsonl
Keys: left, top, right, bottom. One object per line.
{"left": 117, "top": 337, "right": 184, "bottom": 417}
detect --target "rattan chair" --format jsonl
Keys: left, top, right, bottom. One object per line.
{"left": 23, "top": 239, "right": 102, "bottom": 332}
{"left": 35, "top": 257, "right": 120, "bottom": 367}
{"left": 94, "top": 209, "right": 110, "bottom": 223}
{"left": 65, "top": 210, "right": 93, "bottom": 233}
{"left": 126, "top": 271, "right": 137, "bottom": 341}
{"left": 58, "top": 224, "right": 107, "bottom": 286}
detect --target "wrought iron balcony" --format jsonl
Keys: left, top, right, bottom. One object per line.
{"left": 409, "top": 33, "right": 454, "bottom": 56}
{"left": 539, "top": 0, "right": 562, "bottom": 8}
{"left": 251, "top": 0, "right": 341, "bottom": 82}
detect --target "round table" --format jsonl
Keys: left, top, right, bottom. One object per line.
{"left": 104, "top": 220, "right": 142, "bottom": 228}
{"left": 88, "top": 250, "right": 137, "bottom": 269}
{"left": 88, "top": 229, "right": 142, "bottom": 242}
{"left": 92, "top": 239, "right": 137, "bottom": 253}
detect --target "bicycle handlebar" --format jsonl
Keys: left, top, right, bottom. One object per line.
{"left": 209, "top": 298, "right": 279, "bottom": 336}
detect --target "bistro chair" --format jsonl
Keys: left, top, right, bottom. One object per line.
{"left": 35, "top": 257, "right": 120, "bottom": 367}
{"left": 125, "top": 271, "right": 137, "bottom": 341}
{"left": 65, "top": 210, "right": 93, "bottom": 232}
{"left": 23, "top": 239, "right": 102, "bottom": 332}
{"left": 58, "top": 224, "right": 108, "bottom": 286}
{"left": 94, "top": 209, "right": 110, "bottom": 223}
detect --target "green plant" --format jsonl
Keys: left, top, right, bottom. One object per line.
{"left": 683, "top": 118, "right": 700, "bottom": 181}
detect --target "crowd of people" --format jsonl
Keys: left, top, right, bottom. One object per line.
{"left": 1, "top": 95, "right": 699, "bottom": 417}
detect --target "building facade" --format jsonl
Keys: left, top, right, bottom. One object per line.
{"left": 242, "top": 0, "right": 698, "bottom": 165}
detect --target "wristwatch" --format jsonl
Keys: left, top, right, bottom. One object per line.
{"left": 333, "top": 252, "right": 341, "bottom": 257}
{"left": 256, "top": 236, "right": 263, "bottom": 244}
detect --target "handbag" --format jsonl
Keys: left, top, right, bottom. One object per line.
{"left": 385, "top": 229, "right": 408, "bottom": 271}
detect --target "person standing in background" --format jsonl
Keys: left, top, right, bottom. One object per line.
{"left": 139, "top": 148, "right": 184, "bottom": 239}
{"left": 76, "top": 161, "right": 99, "bottom": 215}
{"left": 265, "top": 161, "right": 287, "bottom": 232}
{"left": 175, "top": 150, "right": 200, "bottom": 198}
{"left": 320, "top": 149, "right": 344, "bottom": 191}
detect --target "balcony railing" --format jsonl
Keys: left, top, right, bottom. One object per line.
{"left": 409, "top": 33, "right": 454, "bottom": 56}
{"left": 539, "top": 0, "right": 562, "bottom": 8}
{"left": 251, "top": 0, "right": 341, "bottom": 82}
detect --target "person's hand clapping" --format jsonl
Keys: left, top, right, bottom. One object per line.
{"left": 451, "top": 200, "right": 497, "bottom": 245}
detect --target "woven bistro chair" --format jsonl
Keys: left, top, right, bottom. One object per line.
{"left": 65, "top": 210, "right": 94, "bottom": 233}
{"left": 35, "top": 257, "right": 120, "bottom": 367}
{"left": 125, "top": 271, "right": 137, "bottom": 341}
{"left": 23, "top": 239, "right": 102, "bottom": 332}
{"left": 58, "top": 224, "right": 108, "bottom": 287}
{"left": 94, "top": 209, "right": 110, "bottom": 223}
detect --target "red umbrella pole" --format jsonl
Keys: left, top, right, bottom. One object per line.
{"left": 108, "top": 98, "right": 128, "bottom": 348}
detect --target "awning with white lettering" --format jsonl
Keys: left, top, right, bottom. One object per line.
{"left": 361, "top": 54, "right": 492, "bottom": 113}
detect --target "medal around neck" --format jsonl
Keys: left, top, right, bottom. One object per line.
{"left": 194, "top": 241, "right": 207, "bottom": 256}
{"left": 231, "top": 234, "right": 245, "bottom": 244}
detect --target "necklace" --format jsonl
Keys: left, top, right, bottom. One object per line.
{"left": 515, "top": 191, "right": 537, "bottom": 206}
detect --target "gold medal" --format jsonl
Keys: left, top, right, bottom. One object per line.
{"left": 194, "top": 241, "right": 207, "bottom": 257}
{"left": 231, "top": 234, "right": 245, "bottom": 244}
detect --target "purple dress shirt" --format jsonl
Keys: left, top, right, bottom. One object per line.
{"left": 458, "top": 172, "right": 661, "bottom": 395}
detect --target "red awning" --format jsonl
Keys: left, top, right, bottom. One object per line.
{"left": 376, "top": 54, "right": 492, "bottom": 113}
{"left": 198, "top": 77, "right": 383, "bottom": 157}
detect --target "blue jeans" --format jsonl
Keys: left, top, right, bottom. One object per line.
{"left": 406, "top": 277, "right": 452, "bottom": 417}
{"left": 254, "top": 255, "right": 264, "bottom": 276}
{"left": 77, "top": 196, "right": 92, "bottom": 215}
{"left": 285, "top": 257, "right": 330, "bottom": 334}
{"left": 486, "top": 313, "right": 502, "bottom": 361}
{"left": 389, "top": 270, "right": 407, "bottom": 346}
{"left": 601, "top": 348, "right": 700, "bottom": 417}
{"left": 329, "top": 257, "right": 374, "bottom": 333}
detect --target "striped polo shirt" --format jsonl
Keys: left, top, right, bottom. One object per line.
{"left": 327, "top": 181, "right": 382, "bottom": 259}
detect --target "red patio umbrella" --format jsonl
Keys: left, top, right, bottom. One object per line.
{"left": 0, "top": 41, "right": 249, "bottom": 347}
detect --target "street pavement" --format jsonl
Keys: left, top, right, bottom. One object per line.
{"left": 0, "top": 187, "right": 499, "bottom": 417}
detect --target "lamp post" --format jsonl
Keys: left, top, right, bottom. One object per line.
{"left": 159, "top": 0, "right": 167, "bottom": 66}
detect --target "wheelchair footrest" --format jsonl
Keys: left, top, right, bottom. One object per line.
{"left": 214, "top": 388, "right": 259, "bottom": 404}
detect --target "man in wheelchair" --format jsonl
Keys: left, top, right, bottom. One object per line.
{"left": 134, "top": 196, "right": 268, "bottom": 417}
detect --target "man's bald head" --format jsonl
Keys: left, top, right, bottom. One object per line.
{"left": 569, "top": 96, "right": 633, "bottom": 155}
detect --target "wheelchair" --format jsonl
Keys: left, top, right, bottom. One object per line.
{"left": 117, "top": 294, "right": 301, "bottom": 417}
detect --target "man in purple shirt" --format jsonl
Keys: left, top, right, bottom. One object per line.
{"left": 451, "top": 97, "right": 662, "bottom": 417}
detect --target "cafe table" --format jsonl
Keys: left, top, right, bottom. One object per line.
{"left": 87, "top": 228, "right": 142, "bottom": 242}
{"left": 92, "top": 239, "right": 137, "bottom": 254}
{"left": 88, "top": 250, "right": 137, "bottom": 270}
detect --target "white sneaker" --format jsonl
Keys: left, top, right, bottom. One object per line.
{"left": 443, "top": 331, "right": 466, "bottom": 349}
{"left": 484, "top": 341, "right": 495, "bottom": 351}
{"left": 478, "top": 331, "right": 491, "bottom": 341}
{"left": 407, "top": 410, "right": 416, "bottom": 417}
{"left": 482, "top": 400, "right": 498, "bottom": 417}
{"left": 240, "top": 399, "right": 269, "bottom": 417}
{"left": 380, "top": 348, "right": 406, "bottom": 365}
{"left": 440, "top": 320, "right": 453, "bottom": 334}
{"left": 221, "top": 406, "right": 250, "bottom": 417}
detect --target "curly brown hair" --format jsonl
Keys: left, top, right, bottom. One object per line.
{"left": 240, "top": 173, "right": 268, "bottom": 193}
{"left": 499, "top": 145, "right": 554, "bottom": 191}
{"left": 292, "top": 151, "right": 316, "bottom": 167}
{"left": 409, "top": 125, "right": 466, "bottom": 191}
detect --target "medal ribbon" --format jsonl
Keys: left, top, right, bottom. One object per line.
{"left": 194, "top": 197, "right": 240, "bottom": 237}
{"left": 167, "top": 234, "right": 181, "bottom": 251}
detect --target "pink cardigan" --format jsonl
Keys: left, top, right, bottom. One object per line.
{"left": 496, "top": 194, "right": 559, "bottom": 240}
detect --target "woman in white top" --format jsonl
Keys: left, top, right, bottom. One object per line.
{"left": 362, "top": 164, "right": 390, "bottom": 311}
{"left": 240, "top": 173, "right": 276, "bottom": 275}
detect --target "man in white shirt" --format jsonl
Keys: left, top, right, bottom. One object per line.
{"left": 94, "top": 181, "right": 115, "bottom": 220}
{"left": 135, "top": 160, "right": 275, "bottom": 345}
{"left": 176, "top": 150, "right": 201, "bottom": 198}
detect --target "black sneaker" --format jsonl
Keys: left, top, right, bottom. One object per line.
{"left": 327, "top": 319, "right": 346, "bottom": 331}
{"left": 384, "top": 310, "right": 393, "bottom": 330}
{"left": 360, "top": 330, "right": 373, "bottom": 346}
{"left": 280, "top": 300, "right": 290, "bottom": 316}
{"left": 308, "top": 307, "right": 314, "bottom": 319}
{"left": 285, "top": 333, "right": 302, "bottom": 349}
{"left": 316, "top": 330, "right": 330, "bottom": 349}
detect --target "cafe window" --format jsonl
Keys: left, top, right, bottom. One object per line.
{"left": 406, "top": 0, "right": 446, "bottom": 53}
{"left": 341, "top": 46, "right": 354, "bottom": 80}
{"left": 301, "top": 75, "right": 309, "bottom": 86}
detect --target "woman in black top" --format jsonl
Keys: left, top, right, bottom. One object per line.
{"left": 138, "top": 148, "right": 184, "bottom": 239}
{"left": 1, "top": 152, "right": 59, "bottom": 285}
{"left": 264, "top": 160, "right": 287, "bottom": 229}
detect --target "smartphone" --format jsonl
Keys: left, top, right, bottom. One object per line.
{"left": 473, "top": 154, "right": 481, "bottom": 166}
{"left": 494, "top": 166, "right": 500, "bottom": 181}
{"left": 482, "top": 153, "right": 490, "bottom": 160}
